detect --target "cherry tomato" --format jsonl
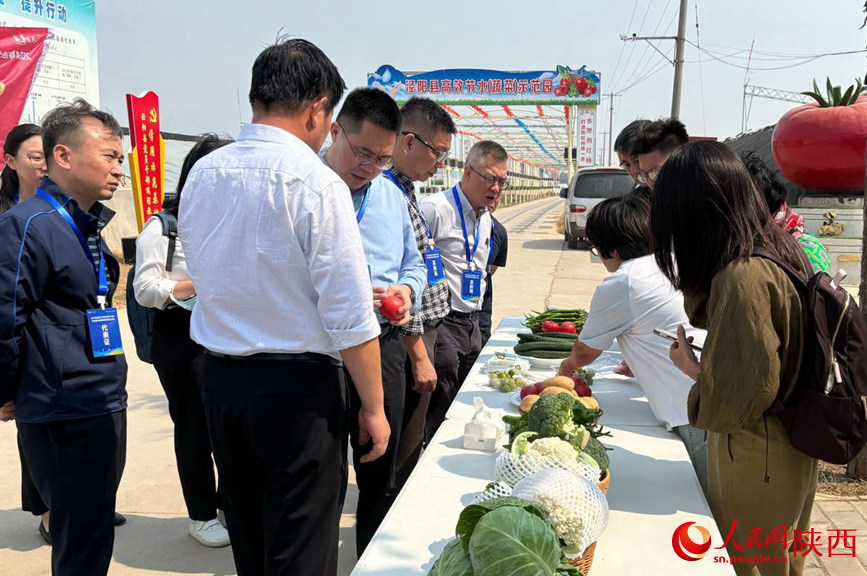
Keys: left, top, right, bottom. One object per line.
{"left": 558, "top": 322, "right": 577, "bottom": 334}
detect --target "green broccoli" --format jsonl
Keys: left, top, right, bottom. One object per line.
{"left": 583, "top": 437, "right": 610, "bottom": 472}
{"left": 526, "top": 393, "right": 580, "bottom": 439}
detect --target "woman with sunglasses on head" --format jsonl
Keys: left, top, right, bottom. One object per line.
{"left": 653, "top": 141, "right": 817, "bottom": 575}
{"left": 0, "top": 123, "right": 52, "bottom": 542}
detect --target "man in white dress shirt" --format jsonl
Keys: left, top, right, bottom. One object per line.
{"left": 179, "top": 38, "right": 389, "bottom": 576}
{"left": 419, "top": 140, "right": 507, "bottom": 442}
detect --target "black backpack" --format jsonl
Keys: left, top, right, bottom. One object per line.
{"left": 126, "top": 211, "right": 178, "bottom": 364}
{"left": 754, "top": 247, "right": 867, "bottom": 464}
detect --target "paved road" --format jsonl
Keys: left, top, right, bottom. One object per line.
{"left": 1, "top": 196, "right": 862, "bottom": 575}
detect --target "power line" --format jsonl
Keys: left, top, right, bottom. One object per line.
{"left": 608, "top": 0, "right": 641, "bottom": 94}
{"left": 686, "top": 41, "right": 867, "bottom": 69}
{"left": 611, "top": 0, "right": 657, "bottom": 93}
{"left": 618, "top": 0, "right": 674, "bottom": 93}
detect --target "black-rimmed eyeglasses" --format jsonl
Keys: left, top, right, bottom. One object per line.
{"left": 469, "top": 165, "right": 508, "bottom": 189}
{"left": 402, "top": 131, "right": 450, "bottom": 163}
{"left": 337, "top": 121, "right": 392, "bottom": 169}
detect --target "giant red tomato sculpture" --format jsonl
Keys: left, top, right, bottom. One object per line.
{"left": 771, "top": 79, "right": 867, "bottom": 192}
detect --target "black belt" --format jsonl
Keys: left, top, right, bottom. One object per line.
{"left": 204, "top": 350, "right": 342, "bottom": 367}
{"left": 448, "top": 310, "right": 479, "bottom": 320}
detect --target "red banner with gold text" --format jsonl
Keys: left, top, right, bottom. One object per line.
{"left": 126, "top": 91, "right": 165, "bottom": 232}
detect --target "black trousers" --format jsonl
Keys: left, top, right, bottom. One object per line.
{"left": 17, "top": 423, "right": 48, "bottom": 516}
{"left": 424, "top": 314, "right": 481, "bottom": 443}
{"left": 346, "top": 324, "right": 406, "bottom": 557}
{"left": 18, "top": 410, "right": 127, "bottom": 576}
{"left": 394, "top": 324, "right": 438, "bottom": 490}
{"left": 151, "top": 329, "right": 218, "bottom": 521}
{"left": 202, "top": 353, "right": 347, "bottom": 576}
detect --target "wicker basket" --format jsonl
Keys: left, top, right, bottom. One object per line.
{"left": 596, "top": 469, "right": 610, "bottom": 495}
{"left": 567, "top": 541, "right": 597, "bottom": 573}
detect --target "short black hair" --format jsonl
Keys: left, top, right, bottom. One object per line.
{"left": 400, "top": 97, "right": 456, "bottom": 136}
{"left": 336, "top": 88, "right": 401, "bottom": 134}
{"left": 585, "top": 194, "right": 651, "bottom": 261}
{"left": 41, "top": 98, "right": 122, "bottom": 168}
{"left": 163, "top": 133, "right": 234, "bottom": 217}
{"left": 613, "top": 119, "right": 651, "bottom": 155}
{"left": 249, "top": 37, "right": 346, "bottom": 115}
{"left": 632, "top": 118, "right": 689, "bottom": 156}
{"left": 740, "top": 151, "right": 787, "bottom": 214}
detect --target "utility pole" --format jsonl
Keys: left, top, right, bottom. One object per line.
{"left": 608, "top": 93, "right": 615, "bottom": 165}
{"left": 670, "top": 0, "right": 689, "bottom": 119}
{"left": 620, "top": 0, "right": 689, "bottom": 119}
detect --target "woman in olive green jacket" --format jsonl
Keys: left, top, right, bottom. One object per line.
{"left": 650, "top": 141, "right": 818, "bottom": 576}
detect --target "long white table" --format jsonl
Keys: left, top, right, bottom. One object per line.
{"left": 351, "top": 318, "right": 735, "bottom": 575}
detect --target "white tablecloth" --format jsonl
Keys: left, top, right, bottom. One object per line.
{"left": 351, "top": 317, "right": 735, "bottom": 575}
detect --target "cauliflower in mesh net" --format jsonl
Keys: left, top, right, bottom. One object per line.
{"left": 511, "top": 468, "right": 609, "bottom": 555}
{"left": 524, "top": 437, "right": 578, "bottom": 462}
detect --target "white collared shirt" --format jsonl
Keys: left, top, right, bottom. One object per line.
{"left": 132, "top": 214, "right": 188, "bottom": 309}
{"left": 178, "top": 123, "right": 381, "bottom": 358}
{"left": 419, "top": 183, "right": 492, "bottom": 313}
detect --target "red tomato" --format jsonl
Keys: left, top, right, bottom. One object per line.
{"left": 574, "top": 77, "right": 589, "bottom": 94}
{"left": 558, "top": 322, "right": 577, "bottom": 334}
{"left": 771, "top": 96, "right": 867, "bottom": 191}
{"left": 379, "top": 296, "right": 404, "bottom": 321}
{"left": 541, "top": 321, "right": 560, "bottom": 333}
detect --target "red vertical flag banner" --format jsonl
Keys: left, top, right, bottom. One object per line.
{"left": 0, "top": 27, "right": 48, "bottom": 170}
{"left": 126, "top": 91, "right": 165, "bottom": 232}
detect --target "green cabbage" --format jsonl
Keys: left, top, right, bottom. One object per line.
{"left": 428, "top": 538, "right": 473, "bottom": 576}
{"left": 468, "top": 507, "right": 562, "bottom": 576}
{"left": 456, "top": 497, "right": 548, "bottom": 554}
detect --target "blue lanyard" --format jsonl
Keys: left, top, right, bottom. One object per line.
{"left": 383, "top": 170, "right": 434, "bottom": 241}
{"left": 35, "top": 189, "right": 108, "bottom": 302}
{"left": 487, "top": 222, "right": 496, "bottom": 268}
{"left": 450, "top": 186, "right": 481, "bottom": 267}
{"left": 356, "top": 187, "right": 370, "bottom": 224}
{"left": 13, "top": 191, "right": 19, "bottom": 205}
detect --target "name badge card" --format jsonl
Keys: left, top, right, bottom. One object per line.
{"left": 87, "top": 308, "right": 124, "bottom": 357}
{"left": 424, "top": 247, "right": 446, "bottom": 286}
{"left": 461, "top": 269, "right": 482, "bottom": 302}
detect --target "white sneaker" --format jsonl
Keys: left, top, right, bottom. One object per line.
{"left": 189, "top": 519, "right": 231, "bottom": 548}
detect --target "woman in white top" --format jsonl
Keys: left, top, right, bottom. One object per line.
{"left": 133, "top": 134, "right": 232, "bottom": 548}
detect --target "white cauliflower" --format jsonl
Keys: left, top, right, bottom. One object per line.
{"left": 511, "top": 468, "right": 609, "bottom": 555}
{"left": 524, "top": 437, "right": 578, "bottom": 463}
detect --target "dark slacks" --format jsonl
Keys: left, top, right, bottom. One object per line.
{"left": 424, "top": 314, "right": 482, "bottom": 443}
{"left": 18, "top": 410, "right": 127, "bottom": 576}
{"left": 346, "top": 324, "right": 406, "bottom": 557}
{"left": 17, "top": 423, "right": 48, "bottom": 516}
{"left": 202, "top": 353, "right": 347, "bottom": 576}
{"left": 394, "top": 324, "right": 438, "bottom": 490}
{"left": 151, "top": 329, "right": 219, "bottom": 521}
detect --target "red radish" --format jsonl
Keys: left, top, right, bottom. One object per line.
{"left": 541, "top": 321, "right": 560, "bottom": 333}
{"left": 379, "top": 296, "right": 405, "bottom": 321}
{"left": 571, "top": 375, "right": 586, "bottom": 389}
{"left": 558, "top": 322, "right": 577, "bottom": 334}
{"left": 520, "top": 384, "right": 542, "bottom": 399}
{"left": 574, "top": 382, "right": 593, "bottom": 397}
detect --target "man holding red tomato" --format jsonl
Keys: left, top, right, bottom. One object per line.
{"left": 321, "top": 87, "right": 427, "bottom": 556}
{"left": 420, "top": 140, "right": 506, "bottom": 443}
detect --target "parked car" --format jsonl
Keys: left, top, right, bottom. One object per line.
{"left": 561, "top": 167, "right": 636, "bottom": 249}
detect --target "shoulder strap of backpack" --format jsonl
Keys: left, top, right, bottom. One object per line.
{"left": 154, "top": 211, "right": 178, "bottom": 273}
{"left": 751, "top": 246, "right": 810, "bottom": 290}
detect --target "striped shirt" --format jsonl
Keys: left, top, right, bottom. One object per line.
{"left": 387, "top": 167, "right": 451, "bottom": 336}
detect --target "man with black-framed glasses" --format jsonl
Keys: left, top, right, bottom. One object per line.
{"left": 419, "top": 140, "right": 507, "bottom": 443}
{"left": 632, "top": 118, "right": 689, "bottom": 193}
{"left": 321, "top": 87, "right": 427, "bottom": 556}
{"left": 384, "top": 97, "right": 457, "bottom": 492}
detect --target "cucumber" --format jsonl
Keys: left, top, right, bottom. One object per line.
{"left": 520, "top": 350, "right": 572, "bottom": 359}
{"left": 536, "top": 332, "right": 579, "bottom": 340}
{"left": 514, "top": 340, "right": 575, "bottom": 353}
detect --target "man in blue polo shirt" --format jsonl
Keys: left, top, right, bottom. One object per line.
{"left": 321, "top": 87, "right": 426, "bottom": 555}
{"left": 0, "top": 99, "right": 127, "bottom": 576}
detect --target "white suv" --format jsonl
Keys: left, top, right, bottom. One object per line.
{"left": 561, "top": 167, "right": 636, "bottom": 249}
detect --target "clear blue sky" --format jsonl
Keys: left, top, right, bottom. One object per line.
{"left": 95, "top": 1, "right": 865, "bottom": 152}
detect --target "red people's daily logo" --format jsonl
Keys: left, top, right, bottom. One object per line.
{"left": 672, "top": 522, "right": 713, "bottom": 561}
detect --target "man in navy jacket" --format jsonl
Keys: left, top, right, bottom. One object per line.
{"left": 0, "top": 99, "right": 127, "bottom": 576}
